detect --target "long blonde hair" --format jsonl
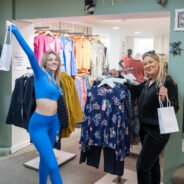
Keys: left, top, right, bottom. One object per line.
{"left": 40, "top": 50, "right": 61, "bottom": 87}
{"left": 142, "top": 50, "right": 167, "bottom": 86}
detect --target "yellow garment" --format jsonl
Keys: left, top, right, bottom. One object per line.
{"left": 60, "top": 72, "right": 84, "bottom": 138}
{"left": 75, "top": 38, "right": 91, "bottom": 70}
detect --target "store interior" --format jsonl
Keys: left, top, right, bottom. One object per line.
{"left": 24, "top": 11, "right": 170, "bottom": 70}
{"left": 1, "top": 11, "right": 179, "bottom": 184}
{"left": 14, "top": 11, "right": 171, "bottom": 152}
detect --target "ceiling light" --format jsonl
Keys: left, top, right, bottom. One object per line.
{"left": 134, "top": 31, "right": 141, "bottom": 34}
{"left": 112, "top": 26, "right": 120, "bottom": 30}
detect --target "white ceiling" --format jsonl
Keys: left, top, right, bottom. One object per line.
{"left": 24, "top": 12, "right": 170, "bottom": 37}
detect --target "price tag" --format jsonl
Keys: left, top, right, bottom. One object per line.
{"left": 102, "top": 99, "right": 107, "bottom": 111}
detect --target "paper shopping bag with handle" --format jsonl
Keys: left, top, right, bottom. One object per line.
{"left": 157, "top": 95, "right": 179, "bottom": 134}
{"left": 0, "top": 26, "right": 13, "bottom": 71}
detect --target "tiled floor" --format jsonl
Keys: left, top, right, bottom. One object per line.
{"left": 0, "top": 128, "right": 165, "bottom": 183}
{"left": 95, "top": 170, "right": 164, "bottom": 184}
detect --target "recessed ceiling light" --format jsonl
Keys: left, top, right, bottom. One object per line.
{"left": 112, "top": 26, "right": 120, "bottom": 30}
{"left": 134, "top": 31, "right": 141, "bottom": 34}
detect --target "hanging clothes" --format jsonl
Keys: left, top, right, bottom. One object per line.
{"left": 34, "top": 34, "right": 62, "bottom": 63}
{"left": 75, "top": 76, "right": 88, "bottom": 112}
{"left": 90, "top": 40, "right": 106, "bottom": 79}
{"left": 75, "top": 77, "right": 86, "bottom": 112}
{"left": 80, "top": 82, "right": 130, "bottom": 175}
{"left": 60, "top": 36, "right": 77, "bottom": 76}
{"left": 59, "top": 72, "right": 84, "bottom": 138}
{"left": 6, "top": 73, "right": 69, "bottom": 150}
{"left": 6, "top": 75, "right": 36, "bottom": 130}
{"left": 75, "top": 38, "right": 92, "bottom": 73}
{"left": 54, "top": 95, "right": 69, "bottom": 150}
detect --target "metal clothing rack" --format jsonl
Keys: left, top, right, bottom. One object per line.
{"left": 34, "top": 26, "right": 99, "bottom": 37}
{"left": 117, "top": 176, "right": 122, "bottom": 183}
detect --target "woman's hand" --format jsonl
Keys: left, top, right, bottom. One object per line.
{"left": 159, "top": 84, "right": 168, "bottom": 101}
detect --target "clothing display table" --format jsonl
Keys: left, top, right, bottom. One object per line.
{"left": 24, "top": 149, "right": 76, "bottom": 170}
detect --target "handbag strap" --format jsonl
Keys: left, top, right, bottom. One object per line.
{"left": 158, "top": 95, "right": 171, "bottom": 107}
{"left": 4, "top": 25, "right": 12, "bottom": 44}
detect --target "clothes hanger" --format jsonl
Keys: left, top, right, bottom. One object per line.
{"left": 98, "top": 77, "right": 127, "bottom": 88}
{"left": 76, "top": 35, "right": 87, "bottom": 43}
{"left": 62, "top": 33, "right": 72, "bottom": 40}
{"left": 34, "top": 30, "right": 45, "bottom": 36}
{"left": 43, "top": 30, "right": 55, "bottom": 37}
{"left": 23, "top": 67, "right": 33, "bottom": 78}
{"left": 98, "top": 78, "right": 115, "bottom": 88}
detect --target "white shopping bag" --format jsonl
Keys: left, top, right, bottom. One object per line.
{"left": 0, "top": 26, "right": 12, "bottom": 71}
{"left": 157, "top": 96, "right": 179, "bottom": 134}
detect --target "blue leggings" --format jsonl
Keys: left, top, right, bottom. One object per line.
{"left": 29, "top": 112, "right": 63, "bottom": 184}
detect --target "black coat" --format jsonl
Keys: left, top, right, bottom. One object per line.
{"left": 54, "top": 95, "right": 69, "bottom": 150}
{"left": 6, "top": 75, "right": 36, "bottom": 130}
{"left": 138, "top": 75, "right": 179, "bottom": 126}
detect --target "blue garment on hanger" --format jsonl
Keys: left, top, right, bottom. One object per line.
{"left": 60, "top": 36, "right": 77, "bottom": 76}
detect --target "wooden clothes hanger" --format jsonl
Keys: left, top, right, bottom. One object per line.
{"left": 75, "top": 35, "right": 87, "bottom": 43}
{"left": 62, "top": 33, "right": 72, "bottom": 40}
{"left": 43, "top": 30, "right": 56, "bottom": 37}
{"left": 34, "top": 30, "right": 45, "bottom": 36}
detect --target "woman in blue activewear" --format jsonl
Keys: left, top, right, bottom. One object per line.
{"left": 7, "top": 21, "right": 63, "bottom": 184}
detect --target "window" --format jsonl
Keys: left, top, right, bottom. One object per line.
{"left": 133, "top": 38, "right": 154, "bottom": 56}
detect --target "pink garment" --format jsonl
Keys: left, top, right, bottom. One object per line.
{"left": 34, "top": 35, "right": 62, "bottom": 63}
{"left": 79, "top": 77, "right": 87, "bottom": 106}
{"left": 123, "top": 57, "right": 144, "bottom": 83}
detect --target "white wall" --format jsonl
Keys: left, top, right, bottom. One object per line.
{"left": 108, "top": 34, "right": 123, "bottom": 69}
{"left": 93, "top": 25, "right": 169, "bottom": 70}
{"left": 126, "top": 35, "right": 169, "bottom": 58}
{"left": 11, "top": 21, "right": 34, "bottom": 153}
{"left": 93, "top": 26, "right": 126, "bottom": 70}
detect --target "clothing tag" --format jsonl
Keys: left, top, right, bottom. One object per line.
{"left": 21, "top": 108, "right": 23, "bottom": 119}
{"left": 102, "top": 99, "right": 107, "bottom": 111}
{"left": 56, "top": 131, "right": 59, "bottom": 142}
{"left": 88, "top": 92, "right": 92, "bottom": 97}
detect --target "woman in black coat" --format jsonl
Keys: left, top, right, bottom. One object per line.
{"left": 134, "top": 50, "right": 179, "bottom": 184}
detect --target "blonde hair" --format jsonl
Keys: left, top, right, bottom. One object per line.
{"left": 142, "top": 50, "right": 167, "bottom": 86}
{"left": 40, "top": 50, "right": 61, "bottom": 87}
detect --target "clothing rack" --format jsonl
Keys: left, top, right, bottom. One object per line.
{"left": 34, "top": 26, "right": 50, "bottom": 30}
{"left": 34, "top": 27, "right": 99, "bottom": 37}
{"left": 117, "top": 176, "right": 122, "bottom": 183}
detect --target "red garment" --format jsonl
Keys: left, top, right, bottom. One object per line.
{"left": 123, "top": 57, "right": 144, "bottom": 83}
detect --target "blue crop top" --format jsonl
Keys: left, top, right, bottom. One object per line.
{"left": 9, "top": 25, "right": 61, "bottom": 101}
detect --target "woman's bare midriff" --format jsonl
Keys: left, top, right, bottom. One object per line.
{"left": 35, "top": 98, "right": 57, "bottom": 115}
